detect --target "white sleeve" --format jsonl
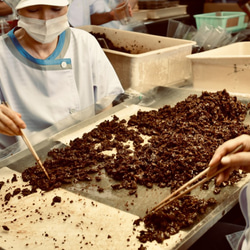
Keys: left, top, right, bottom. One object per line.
{"left": 68, "top": 0, "right": 91, "bottom": 26}
{"left": 90, "top": 0, "right": 110, "bottom": 14}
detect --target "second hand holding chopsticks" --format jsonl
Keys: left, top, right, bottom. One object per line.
{"left": 2, "top": 102, "right": 50, "bottom": 180}
{"left": 149, "top": 144, "right": 243, "bottom": 215}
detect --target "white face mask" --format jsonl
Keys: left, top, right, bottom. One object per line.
{"left": 18, "top": 14, "right": 69, "bottom": 44}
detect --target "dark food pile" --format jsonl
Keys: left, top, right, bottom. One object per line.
{"left": 22, "top": 90, "right": 249, "bottom": 193}
{"left": 20, "top": 90, "right": 250, "bottom": 245}
{"left": 134, "top": 196, "right": 217, "bottom": 244}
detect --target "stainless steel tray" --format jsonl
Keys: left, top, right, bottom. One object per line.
{"left": 1, "top": 86, "right": 250, "bottom": 249}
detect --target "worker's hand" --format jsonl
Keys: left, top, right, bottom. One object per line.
{"left": 110, "top": 1, "right": 132, "bottom": 21}
{"left": 208, "top": 134, "right": 250, "bottom": 185}
{"left": 0, "top": 104, "right": 26, "bottom": 136}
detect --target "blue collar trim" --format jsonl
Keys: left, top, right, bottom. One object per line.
{"left": 8, "top": 28, "right": 66, "bottom": 65}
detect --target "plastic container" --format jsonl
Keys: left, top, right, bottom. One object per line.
{"left": 147, "top": 5, "right": 187, "bottom": 19}
{"left": 194, "top": 11, "right": 248, "bottom": 33}
{"left": 133, "top": 5, "right": 187, "bottom": 21}
{"left": 187, "top": 42, "right": 250, "bottom": 94}
{"left": 79, "top": 25, "right": 195, "bottom": 92}
{"left": 138, "top": 0, "right": 168, "bottom": 9}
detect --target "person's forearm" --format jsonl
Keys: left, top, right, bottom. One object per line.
{"left": 0, "top": 3, "right": 13, "bottom": 16}
{"left": 90, "top": 11, "right": 115, "bottom": 25}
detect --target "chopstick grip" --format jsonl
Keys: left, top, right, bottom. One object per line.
{"left": 150, "top": 144, "right": 243, "bottom": 214}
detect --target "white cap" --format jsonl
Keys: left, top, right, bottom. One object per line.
{"left": 4, "top": 0, "right": 71, "bottom": 10}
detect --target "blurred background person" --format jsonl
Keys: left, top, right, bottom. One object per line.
{"left": 68, "top": 0, "right": 136, "bottom": 29}
{"left": 0, "top": 0, "right": 12, "bottom": 16}
{"left": 0, "top": 0, "right": 17, "bottom": 35}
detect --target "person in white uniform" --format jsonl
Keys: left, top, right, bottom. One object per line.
{"left": 0, "top": 0, "right": 124, "bottom": 150}
{"left": 190, "top": 134, "right": 250, "bottom": 250}
{"left": 68, "top": 0, "right": 92, "bottom": 27}
{"left": 68, "top": 0, "right": 120, "bottom": 27}
{"left": 68, "top": 0, "right": 136, "bottom": 29}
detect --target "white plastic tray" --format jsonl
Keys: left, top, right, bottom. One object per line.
{"left": 187, "top": 42, "right": 250, "bottom": 94}
{"left": 79, "top": 25, "right": 195, "bottom": 92}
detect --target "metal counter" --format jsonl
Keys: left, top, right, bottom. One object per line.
{"left": 1, "top": 86, "right": 250, "bottom": 249}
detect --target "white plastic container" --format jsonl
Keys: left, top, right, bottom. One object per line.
{"left": 147, "top": 5, "right": 187, "bottom": 20}
{"left": 133, "top": 5, "right": 187, "bottom": 21}
{"left": 79, "top": 25, "right": 195, "bottom": 92}
{"left": 187, "top": 42, "right": 250, "bottom": 94}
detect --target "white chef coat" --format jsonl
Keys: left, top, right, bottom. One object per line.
{"left": 68, "top": 0, "right": 95, "bottom": 27}
{"left": 92, "top": 0, "right": 121, "bottom": 29}
{"left": 0, "top": 27, "right": 123, "bottom": 149}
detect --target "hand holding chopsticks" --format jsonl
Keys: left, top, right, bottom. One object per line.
{"left": 2, "top": 102, "right": 50, "bottom": 180}
{"left": 149, "top": 144, "right": 244, "bottom": 215}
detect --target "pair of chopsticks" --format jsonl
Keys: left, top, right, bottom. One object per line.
{"left": 2, "top": 102, "right": 50, "bottom": 180}
{"left": 148, "top": 144, "right": 243, "bottom": 215}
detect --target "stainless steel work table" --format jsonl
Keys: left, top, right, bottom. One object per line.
{"left": 1, "top": 86, "right": 250, "bottom": 249}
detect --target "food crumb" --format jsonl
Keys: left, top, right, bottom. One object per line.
{"left": 2, "top": 225, "right": 9, "bottom": 231}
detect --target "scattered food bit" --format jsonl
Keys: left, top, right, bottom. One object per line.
{"left": 12, "top": 188, "right": 21, "bottom": 196}
{"left": 51, "top": 196, "right": 62, "bottom": 206}
{"left": 21, "top": 188, "right": 33, "bottom": 197}
{"left": 4, "top": 192, "right": 11, "bottom": 203}
{"left": 138, "top": 244, "right": 147, "bottom": 250}
{"left": 97, "top": 187, "right": 104, "bottom": 193}
{"left": 2, "top": 225, "right": 10, "bottom": 231}
{"left": 0, "top": 181, "right": 4, "bottom": 190}
{"left": 11, "top": 174, "right": 18, "bottom": 183}
{"left": 129, "top": 190, "right": 137, "bottom": 196}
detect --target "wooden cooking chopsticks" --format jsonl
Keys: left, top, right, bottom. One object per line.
{"left": 20, "top": 130, "right": 50, "bottom": 180}
{"left": 2, "top": 102, "right": 50, "bottom": 180}
{"left": 148, "top": 144, "right": 243, "bottom": 215}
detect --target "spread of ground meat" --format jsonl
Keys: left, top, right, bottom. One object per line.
{"left": 2, "top": 225, "right": 10, "bottom": 231}
{"left": 0, "top": 181, "right": 4, "bottom": 190}
{"left": 22, "top": 90, "right": 249, "bottom": 194}
{"left": 134, "top": 196, "right": 217, "bottom": 244}
{"left": 51, "top": 196, "right": 61, "bottom": 206}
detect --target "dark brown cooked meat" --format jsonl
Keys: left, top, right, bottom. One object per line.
{"left": 135, "top": 196, "right": 217, "bottom": 244}
{"left": 22, "top": 90, "right": 250, "bottom": 193}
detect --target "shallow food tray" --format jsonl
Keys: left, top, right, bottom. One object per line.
{"left": 2, "top": 87, "right": 250, "bottom": 249}
{"left": 147, "top": 5, "right": 187, "bottom": 20}
{"left": 133, "top": 5, "right": 187, "bottom": 20}
{"left": 79, "top": 25, "right": 195, "bottom": 92}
